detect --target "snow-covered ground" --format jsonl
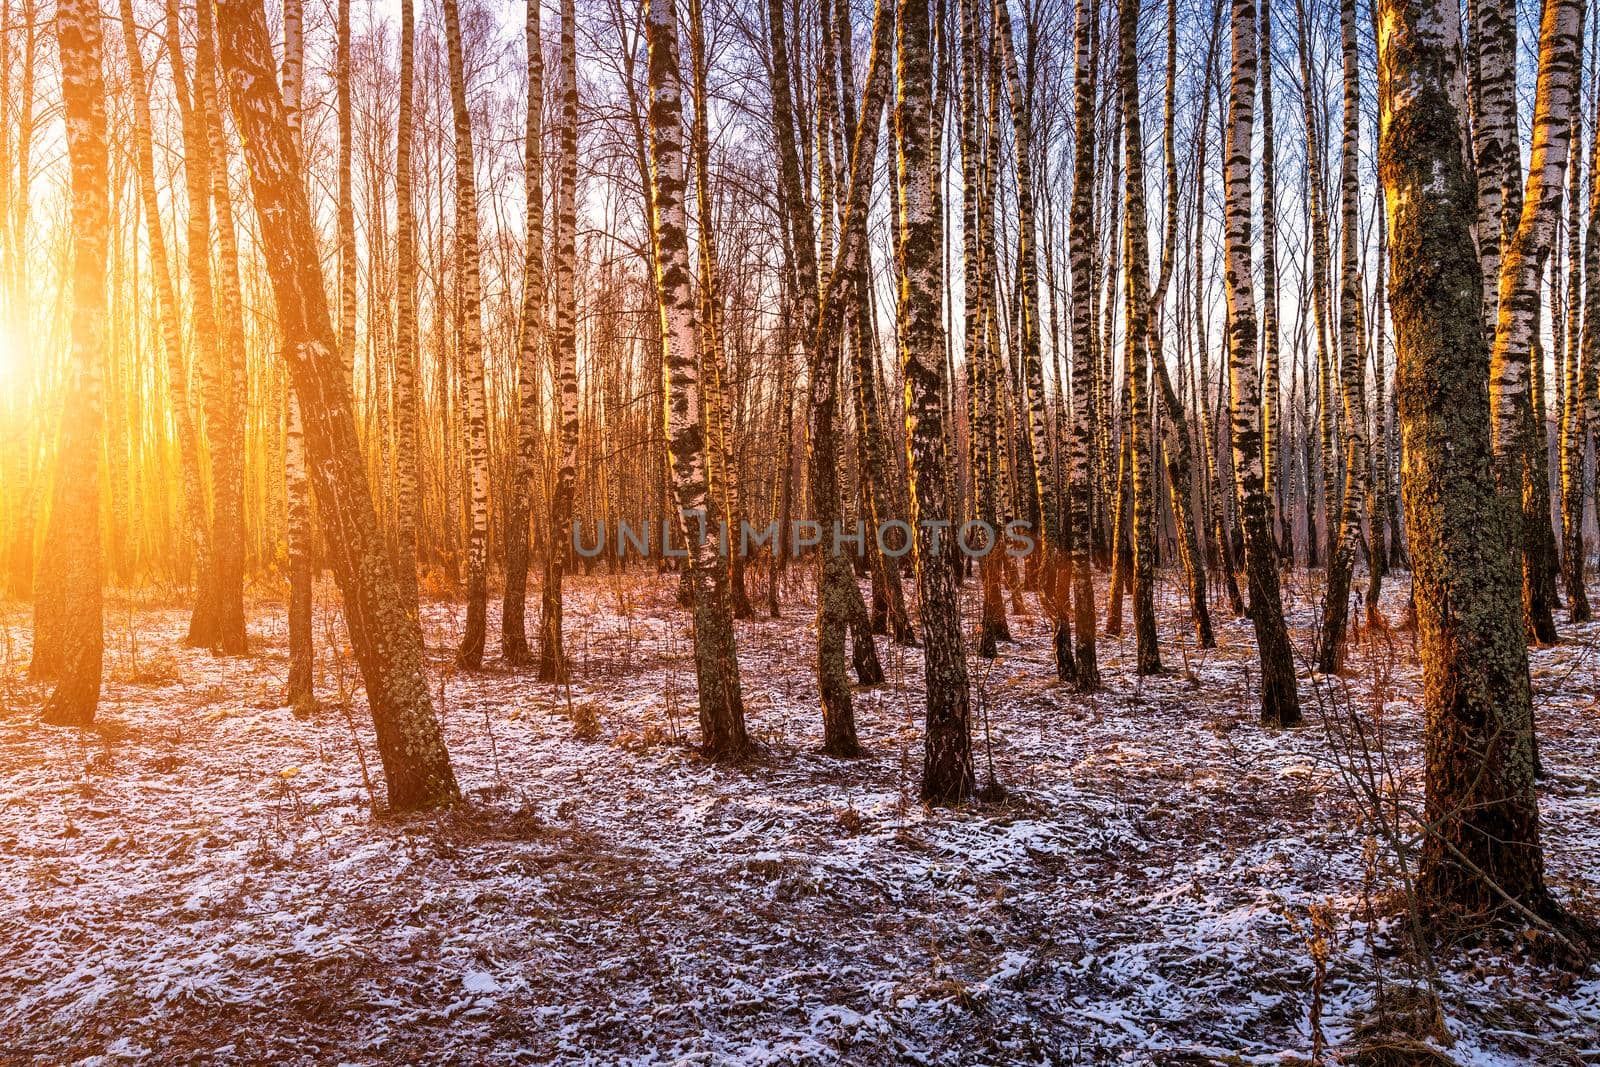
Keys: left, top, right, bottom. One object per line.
{"left": 0, "top": 568, "right": 1596, "bottom": 1064}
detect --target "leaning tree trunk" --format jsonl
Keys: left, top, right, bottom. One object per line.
{"left": 443, "top": 0, "right": 492, "bottom": 669}
{"left": 837, "top": 0, "right": 914, "bottom": 647}
{"left": 503, "top": 0, "right": 546, "bottom": 663}
{"left": 1316, "top": 0, "right": 1369, "bottom": 673}
{"left": 898, "top": 0, "right": 975, "bottom": 803}
{"left": 766, "top": 0, "right": 874, "bottom": 750}
{"left": 642, "top": 0, "right": 751, "bottom": 759}
{"left": 1488, "top": 0, "right": 1580, "bottom": 648}
{"left": 816, "top": 0, "right": 898, "bottom": 683}
{"left": 1225, "top": 0, "right": 1301, "bottom": 727}
{"left": 1375, "top": 0, "right": 1548, "bottom": 918}
{"left": 35, "top": 0, "right": 107, "bottom": 725}
{"left": 216, "top": 0, "right": 458, "bottom": 812}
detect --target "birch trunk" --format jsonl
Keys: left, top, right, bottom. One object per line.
{"left": 1065, "top": 0, "right": 1099, "bottom": 691}
{"left": 995, "top": 0, "right": 1075, "bottom": 679}
{"left": 36, "top": 0, "right": 107, "bottom": 725}
{"left": 503, "top": 0, "right": 547, "bottom": 663}
{"left": 1560, "top": 93, "right": 1589, "bottom": 622}
{"left": 1295, "top": 0, "right": 1334, "bottom": 568}
{"left": 282, "top": 0, "right": 315, "bottom": 711}
{"left": 1226, "top": 0, "right": 1301, "bottom": 727}
{"left": 393, "top": 0, "right": 421, "bottom": 618}
{"left": 1118, "top": 0, "right": 1162, "bottom": 675}
{"left": 642, "top": 0, "right": 750, "bottom": 759}
{"left": 1488, "top": 0, "right": 1582, "bottom": 647}
{"left": 1316, "top": 0, "right": 1369, "bottom": 672}
{"left": 898, "top": 0, "right": 974, "bottom": 803}
{"left": 444, "top": 0, "right": 492, "bottom": 669}
{"left": 216, "top": 0, "right": 458, "bottom": 810}
{"left": 1376, "top": 0, "right": 1549, "bottom": 916}
{"left": 118, "top": 0, "right": 207, "bottom": 622}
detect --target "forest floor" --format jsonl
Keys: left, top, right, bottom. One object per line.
{"left": 0, "top": 565, "right": 1598, "bottom": 1065}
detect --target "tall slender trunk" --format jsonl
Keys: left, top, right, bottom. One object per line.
{"left": 995, "top": 0, "right": 1075, "bottom": 679}
{"left": 1065, "top": 0, "right": 1099, "bottom": 691}
{"left": 337, "top": 0, "right": 355, "bottom": 388}
{"left": 118, "top": 0, "right": 207, "bottom": 624}
{"left": 503, "top": 0, "right": 547, "bottom": 662}
{"left": 898, "top": 0, "right": 974, "bottom": 803}
{"left": 1472, "top": 0, "right": 1519, "bottom": 339}
{"left": 1582, "top": 45, "right": 1600, "bottom": 619}
{"left": 1117, "top": 0, "right": 1163, "bottom": 675}
{"left": 1295, "top": 0, "right": 1334, "bottom": 568}
{"left": 688, "top": 0, "right": 752, "bottom": 621}
{"left": 1226, "top": 0, "right": 1301, "bottom": 727}
{"left": 767, "top": 0, "right": 874, "bottom": 749}
{"left": 960, "top": 0, "right": 1004, "bottom": 657}
{"left": 35, "top": 0, "right": 107, "bottom": 724}
{"left": 1316, "top": 0, "right": 1369, "bottom": 672}
{"left": 538, "top": 0, "right": 579, "bottom": 681}
{"left": 199, "top": 0, "right": 248, "bottom": 655}
{"left": 1145, "top": 0, "right": 1216, "bottom": 650}
{"left": 839, "top": 0, "right": 914, "bottom": 647}
{"left": 444, "top": 0, "right": 491, "bottom": 669}
{"left": 1366, "top": 201, "right": 1395, "bottom": 616}
{"left": 1260, "top": 0, "right": 1286, "bottom": 557}
{"left": 393, "top": 0, "right": 421, "bottom": 618}
{"left": 166, "top": 0, "right": 245, "bottom": 656}
{"left": 642, "top": 0, "right": 750, "bottom": 759}
{"left": 1560, "top": 97, "right": 1589, "bottom": 621}
{"left": 282, "top": 0, "right": 315, "bottom": 711}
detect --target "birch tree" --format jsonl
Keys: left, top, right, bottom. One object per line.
{"left": 1065, "top": 0, "right": 1099, "bottom": 691}
{"left": 1375, "top": 0, "right": 1549, "bottom": 917}
{"left": 540, "top": 0, "right": 580, "bottom": 683}
{"left": 444, "top": 0, "right": 492, "bottom": 669}
{"left": 34, "top": 0, "right": 107, "bottom": 725}
{"left": 1315, "top": 0, "right": 1369, "bottom": 672}
{"left": 504, "top": 0, "right": 547, "bottom": 663}
{"left": 1119, "top": 0, "right": 1163, "bottom": 675}
{"left": 642, "top": 0, "right": 750, "bottom": 758}
{"left": 898, "top": 0, "right": 975, "bottom": 802}
{"left": 282, "top": 0, "right": 315, "bottom": 710}
{"left": 1225, "top": 0, "right": 1300, "bottom": 727}
{"left": 216, "top": 0, "right": 458, "bottom": 811}
{"left": 392, "top": 0, "right": 421, "bottom": 618}
{"left": 1488, "top": 0, "right": 1582, "bottom": 647}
